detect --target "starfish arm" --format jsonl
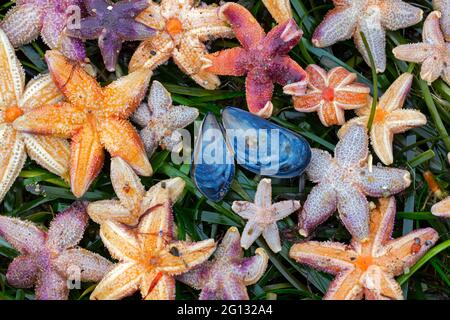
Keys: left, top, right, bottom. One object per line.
{"left": 305, "top": 149, "right": 333, "bottom": 183}
{"left": 236, "top": 248, "right": 268, "bottom": 285}
{"left": 148, "top": 81, "right": 172, "bottom": 115}
{"left": 160, "top": 0, "right": 193, "bottom": 16}
{"left": 254, "top": 178, "right": 272, "bottom": 208}
{"left": 380, "top": 1, "right": 423, "bottom": 31}
{"left": 363, "top": 197, "right": 396, "bottom": 253}
{"left": 328, "top": 66, "right": 356, "bottom": 87}
{"left": 335, "top": 124, "right": 368, "bottom": 167}
{"left": 198, "top": 283, "right": 219, "bottom": 300}
{"left": 203, "top": 47, "right": 247, "bottom": 76}
{"left": 215, "top": 227, "right": 244, "bottom": 260}
{"left": 311, "top": 6, "right": 359, "bottom": 47}
{"left": 354, "top": 13, "right": 386, "bottom": 73}
{"left": 69, "top": 119, "right": 104, "bottom": 198}
{"left": 370, "top": 123, "right": 395, "bottom": 165}
{"left": 386, "top": 109, "right": 427, "bottom": 134}
{"left": 185, "top": 8, "right": 233, "bottom": 40}
{"left": 357, "top": 166, "right": 411, "bottom": 197}
{"left": 99, "top": 31, "right": 123, "bottom": 72}
{"left": 272, "top": 56, "right": 308, "bottom": 89}
{"left": 337, "top": 116, "right": 369, "bottom": 140}
{"left": 116, "top": 19, "right": 155, "bottom": 40}
{"left": 172, "top": 35, "right": 221, "bottom": 90}
{"left": 139, "top": 178, "right": 185, "bottom": 210}
{"left": 443, "top": 62, "right": 450, "bottom": 86}
{"left": 323, "top": 270, "right": 364, "bottom": 300}
{"left": 299, "top": 183, "right": 337, "bottom": 237}
{"left": 334, "top": 83, "right": 370, "bottom": 109}
{"left": 13, "top": 102, "right": 86, "bottom": 138}
{"left": 165, "top": 105, "right": 199, "bottom": 129}
{"left": 317, "top": 101, "right": 345, "bottom": 126}
{"left": 35, "top": 269, "right": 69, "bottom": 300}
{"left": 271, "top": 200, "right": 301, "bottom": 220}
{"left": 264, "top": 19, "right": 302, "bottom": 56}
{"left": 90, "top": 262, "right": 144, "bottom": 300}
{"left": 433, "top": 1, "right": 450, "bottom": 40}
{"left": 219, "top": 3, "right": 265, "bottom": 49}
{"left": 54, "top": 248, "right": 112, "bottom": 282}
{"left": 0, "top": 4, "right": 42, "bottom": 48}
{"left": 392, "top": 43, "right": 433, "bottom": 64}
{"left": 293, "top": 92, "right": 322, "bottom": 112}
{"left": 0, "top": 216, "right": 45, "bottom": 254}
{"left": 115, "top": 0, "right": 149, "bottom": 17}
{"left": 0, "top": 126, "right": 27, "bottom": 202}
{"left": 85, "top": 0, "right": 111, "bottom": 14}
{"left": 6, "top": 255, "right": 38, "bottom": 288}
{"left": 65, "top": 16, "right": 104, "bottom": 39}
{"left": 262, "top": 0, "right": 292, "bottom": 23}
{"left": 246, "top": 70, "right": 274, "bottom": 118}
{"left": 138, "top": 201, "right": 173, "bottom": 252}
{"left": 421, "top": 55, "right": 445, "bottom": 84}
{"left": 131, "top": 103, "right": 152, "bottom": 128}
{"left": 262, "top": 223, "right": 282, "bottom": 253}
{"left": 87, "top": 200, "right": 132, "bottom": 225}
{"left": 362, "top": 268, "right": 403, "bottom": 300}
{"left": 19, "top": 74, "right": 63, "bottom": 112}
{"left": 157, "top": 239, "right": 216, "bottom": 275}
{"left": 143, "top": 273, "right": 176, "bottom": 300}
{"left": 45, "top": 51, "right": 104, "bottom": 108}
{"left": 98, "top": 117, "right": 152, "bottom": 176}
{"left": 100, "top": 220, "right": 141, "bottom": 261}
{"left": 176, "top": 262, "right": 211, "bottom": 289}
{"left": 221, "top": 278, "right": 250, "bottom": 300}
{"left": 47, "top": 202, "right": 88, "bottom": 252}
{"left": 139, "top": 126, "right": 160, "bottom": 156}
{"left": 110, "top": 157, "right": 145, "bottom": 212}
{"left": 241, "top": 220, "right": 264, "bottom": 249}
{"left": 305, "top": 64, "right": 327, "bottom": 90}
{"left": 379, "top": 73, "right": 413, "bottom": 112}
{"left": 23, "top": 134, "right": 71, "bottom": 180}
{"left": 128, "top": 33, "right": 173, "bottom": 72}
{"left": 431, "top": 196, "right": 450, "bottom": 218}
{"left": 231, "top": 201, "right": 258, "bottom": 219}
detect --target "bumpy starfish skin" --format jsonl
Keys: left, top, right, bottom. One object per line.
{"left": 13, "top": 51, "right": 152, "bottom": 198}
{"left": 299, "top": 124, "right": 411, "bottom": 241}
{"left": 312, "top": 0, "right": 423, "bottom": 73}
{"left": 90, "top": 190, "right": 216, "bottom": 300}
{"left": 0, "top": 29, "right": 70, "bottom": 202}
{"left": 88, "top": 157, "right": 185, "bottom": 226}
{"left": 262, "top": 0, "right": 292, "bottom": 23}
{"left": 433, "top": 0, "right": 450, "bottom": 41}
{"left": 202, "top": 3, "right": 307, "bottom": 118}
{"left": 339, "top": 73, "right": 427, "bottom": 165}
{"left": 432, "top": 197, "right": 450, "bottom": 218}
{"left": 1, "top": 0, "right": 86, "bottom": 61}
{"left": 129, "top": 0, "right": 233, "bottom": 90}
{"left": 232, "top": 178, "right": 300, "bottom": 253}
{"left": 291, "top": 198, "right": 438, "bottom": 300}
{"left": 65, "top": 0, "right": 154, "bottom": 72}
{"left": 178, "top": 227, "right": 268, "bottom": 300}
{"left": 292, "top": 65, "right": 370, "bottom": 127}
{"left": 393, "top": 12, "right": 450, "bottom": 86}
{"left": 132, "top": 81, "right": 199, "bottom": 156}
{"left": 0, "top": 202, "right": 112, "bottom": 300}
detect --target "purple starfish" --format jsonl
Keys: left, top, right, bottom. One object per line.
{"left": 66, "top": 0, "right": 155, "bottom": 71}
{"left": 0, "top": 202, "right": 112, "bottom": 300}
{"left": 1, "top": 0, "right": 86, "bottom": 61}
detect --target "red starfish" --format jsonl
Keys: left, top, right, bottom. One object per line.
{"left": 202, "top": 3, "right": 307, "bottom": 118}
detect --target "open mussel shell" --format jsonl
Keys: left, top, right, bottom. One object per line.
{"left": 221, "top": 107, "right": 311, "bottom": 178}
{"left": 191, "top": 112, "right": 235, "bottom": 202}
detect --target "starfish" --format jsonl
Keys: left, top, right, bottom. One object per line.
{"left": 291, "top": 197, "right": 439, "bottom": 300}
{"left": 0, "top": 30, "right": 71, "bottom": 202}
{"left": 291, "top": 64, "right": 370, "bottom": 127}
{"left": 129, "top": 0, "right": 233, "bottom": 90}
{"left": 0, "top": 202, "right": 112, "bottom": 300}
{"left": 312, "top": 0, "right": 423, "bottom": 73}
{"left": 1, "top": 0, "right": 86, "bottom": 61}
{"left": 299, "top": 124, "right": 411, "bottom": 241}
{"left": 88, "top": 156, "right": 185, "bottom": 226}
{"left": 131, "top": 81, "right": 199, "bottom": 157}
{"left": 65, "top": 0, "right": 154, "bottom": 72}
{"left": 90, "top": 190, "right": 216, "bottom": 300}
{"left": 201, "top": 2, "right": 307, "bottom": 118}
{"left": 393, "top": 11, "right": 450, "bottom": 86}
{"left": 231, "top": 178, "right": 300, "bottom": 253}
{"left": 433, "top": 0, "right": 450, "bottom": 41}
{"left": 13, "top": 50, "right": 153, "bottom": 198}
{"left": 432, "top": 197, "right": 450, "bottom": 218}
{"left": 339, "top": 73, "right": 427, "bottom": 165}
{"left": 178, "top": 227, "right": 268, "bottom": 300}
{"left": 262, "top": 0, "right": 292, "bottom": 23}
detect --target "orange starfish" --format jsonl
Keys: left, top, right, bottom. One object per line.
{"left": 290, "top": 197, "right": 439, "bottom": 300}
{"left": 292, "top": 65, "right": 370, "bottom": 127}
{"left": 13, "top": 51, "right": 152, "bottom": 198}
{"left": 90, "top": 187, "right": 216, "bottom": 300}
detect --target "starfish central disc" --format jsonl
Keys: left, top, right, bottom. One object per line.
{"left": 4, "top": 106, "right": 24, "bottom": 123}
{"left": 373, "top": 107, "right": 387, "bottom": 123}
{"left": 355, "top": 256, "right": 373, "bottom": 272}
{"left": 322, "top": 87, "right": 335, "bottom": 102}
{"left": 166, "top": 17, "right": 183, "bottom": 37}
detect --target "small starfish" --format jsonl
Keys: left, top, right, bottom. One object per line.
{"left": 178, "top": 227, "right": 268, "bottom": 300}
{"left": 129, "top": 0, "right": 233, "bottom": 90}
{"left": 432, "top": 197, "right": 450, "bottom": 218}
{"left": 312, "top": 0, "right": 423, "bottom": 73}
{"left": 1, "top": 0, "right": 86, "bottom": 61}
{"left": 88, "top": 156, "right": 185, "bottom": 226}
{"left": 393, "top": 11, "right": 450, "bottom": 86}
{"left": 14, "top": 50, "right": 152, "bottom": 198}
{"left": 132, "top": 81, "right": 199, "bottom": 157}
{"left": 90, "top": 191, "right": 216, "bottom": 300}
{"left": 0, "top": 202, "right": 112, "bottom": 300}
{"left": 232, "top": 178, "right": 300, "bottom": 253}
{"left": 65, "top": 0, "right": 154, "bottom": 72}
{"left": 433, "top": 0, "right": 450, "bottom": 41}
{"left": 339, "top": 73, "right": 427, "bottom": 165}
{"left": 262, "top": 0, "right": 292, "bottom": 23}
{"left": 202, "top": 2, "right": 307, "bottom": 118}
{"left": 299, "top": 124, "right": 411, "bottom": 241}
{"left": 291, "top": 197, "right": 439, "bottom": 300}
{"left": 0, "top": 30, "right": 71, "bottom": 202}
{"left": 291, "top": 64, "right": 370, "bottom": 127}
